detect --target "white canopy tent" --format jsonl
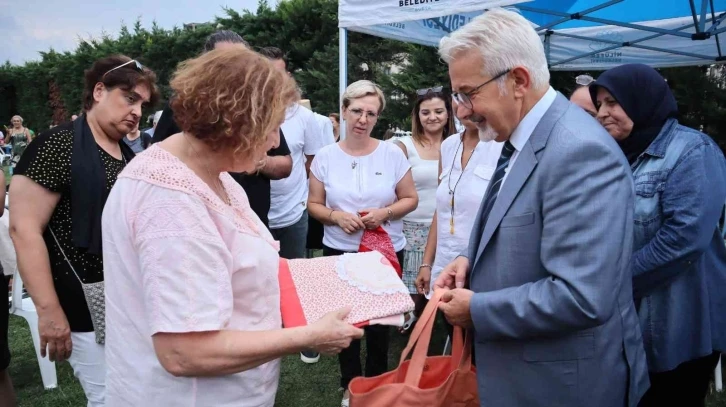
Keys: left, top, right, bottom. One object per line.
{"left": 337, "top": 0, "right": 725, "bottom": 135}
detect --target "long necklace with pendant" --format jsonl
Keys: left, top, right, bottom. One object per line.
{"left": 447, "top": 137, "right": 475, "bottom": 234}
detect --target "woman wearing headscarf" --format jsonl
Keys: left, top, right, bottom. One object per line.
{"left": 590, "top": 63, "right": 726, "bottom": 407}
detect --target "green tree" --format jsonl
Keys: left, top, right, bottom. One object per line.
{"left": 0, "top": 0, "right": 723, "bottom": 149}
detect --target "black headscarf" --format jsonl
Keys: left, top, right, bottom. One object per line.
{"left": 72, "top": 115, "right": 135, "bottom": 255}
{"left": 590, "top": 64, "right": 678, "bottom": 164}
{"left": 151, "top": 103, "right": 180, "bottom": 144}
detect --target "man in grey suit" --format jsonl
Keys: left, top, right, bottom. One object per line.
{"left": 433, "top": 8, "right": 649, "bottom": 407}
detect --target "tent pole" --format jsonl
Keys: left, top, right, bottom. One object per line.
{"left": 339, "top": 27, "right": 348, "bottom": 141}
{"left": 689, "top": 0, "right": 711, "bottom": 33}
{"left": 699, "top": 0, "right": 710, "bottom": 32}
{"left": 520, "top": 5, "right": 694, "bottom": 39}
{"left": 544, "top": 31, "right": 552, "bottom": 68}
{"left": 709, "top": 0, "right": 722, "bottom": 57}
{"left": 550, "top": 31, "right": 717, "bottom": 63}
{"left": 550, "top": 21, "right": 700, "bottom": 67}
{"left": 689, "top": 0, "right": 702, "bottom": 32}
{"left": 534, "top": 0, "right": 622, "bottom": 32}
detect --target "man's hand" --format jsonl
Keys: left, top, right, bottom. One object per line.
{"left": 433, "top": 256, "right": 470, "bottom": 291}
{"left": 438, "top": 288, "right": 474, "bottom": 329}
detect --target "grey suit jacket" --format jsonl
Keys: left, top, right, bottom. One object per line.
{"left": 466, "top": 94, "right": 649, "bottom": 407}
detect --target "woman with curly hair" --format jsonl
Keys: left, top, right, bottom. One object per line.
{"left": 101, "top": 45, "right": 363, "bottom": 406}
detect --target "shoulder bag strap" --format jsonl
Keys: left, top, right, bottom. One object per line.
{"left": 48, "top": 226, "right": 86, "bottom": 286}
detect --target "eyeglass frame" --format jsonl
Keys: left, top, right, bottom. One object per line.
{"left": 452, "top": 69, "right": 511, "bottom": 109}
{"left": 102, "top": 59, "right": 144, "bottom": 79}
{"left": 347, "top": 107, "right": 379, "bottom": 121}
{"left": 575, "top": 74, "right": 594, "bottom": 87}
{"left": 416, "top": 86, "right": 444, "bottom": 97}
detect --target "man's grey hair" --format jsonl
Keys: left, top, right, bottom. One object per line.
{"left": 438, "top": 8, "right": 550, "bottom": 92}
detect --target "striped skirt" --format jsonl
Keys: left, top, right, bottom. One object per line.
{"left": 401, "top": 220, "right": 430, "bottom": 295}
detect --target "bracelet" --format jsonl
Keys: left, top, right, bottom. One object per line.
{"left": 418, "top": 264, "right": 432, "bottom": 270}
{"left": 328, "top": 209, "right": 336, "bottom": 221}
{"left": 385, "top": 207, "right": 394, "bottom": 221}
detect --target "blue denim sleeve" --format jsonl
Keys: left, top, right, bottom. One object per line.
{"left": 632, "top": 139, "right": 726, "bottom": 297}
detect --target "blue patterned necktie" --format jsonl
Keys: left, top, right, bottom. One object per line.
{"left": 478, "top": 140, "right": 516, "bottom": 232}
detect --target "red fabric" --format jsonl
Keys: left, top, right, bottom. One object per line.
{"left": 358, "top": 212, "right": 402, "bottom": 278}
{"left": 281, "top": 257, "right": 374, "bottom": 328}
{"left": 278, "top": 258, "right": 307, "bottom": 328}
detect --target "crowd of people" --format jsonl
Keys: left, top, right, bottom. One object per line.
{"left": 0, "top": 7, "right": 724, "bottom": 407}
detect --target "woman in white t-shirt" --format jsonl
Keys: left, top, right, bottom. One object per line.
{"left": 308, "top": 80, "right": 418, "bottom": 406}
{"left": 393, "top": 87, "right": 455, "bottom": 333}
{"left": 415, "top": 100, "right": 503, "bottom": 297}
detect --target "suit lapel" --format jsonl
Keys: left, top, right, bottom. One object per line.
{"left": 473, "top": 143, "right": 538, "bottom": 267}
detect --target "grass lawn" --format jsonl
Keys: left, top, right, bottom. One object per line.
{"left": 7, "top": 315, "right": 449, "bottom": 406}
{"left": 7, "top": 315, "right": 726, "bottom": 407}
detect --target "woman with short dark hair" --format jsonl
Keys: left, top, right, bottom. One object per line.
{"left": 9, "top": 54, "right": 159, "bottom": 406}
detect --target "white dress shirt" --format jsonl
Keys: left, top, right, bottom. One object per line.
{"left": 503, "top": 87, "right": 557, "bottom": 185}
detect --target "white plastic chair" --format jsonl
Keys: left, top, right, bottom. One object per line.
{"left": 715, "top": 354, "right": 723, "bottom": 392}
{"left": 0, "top": 148, "right": 11, "bottom": 167}
{"left": 8, "top": 260, "right": 58, "bottom": 389}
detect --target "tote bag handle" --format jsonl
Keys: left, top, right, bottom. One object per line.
{"left": 396, "top": 289, "right": 473, "bottom": 387}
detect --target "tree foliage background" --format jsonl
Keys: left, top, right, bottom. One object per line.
{"left": 1, "top": 0, "right": 724, "bottom": 145}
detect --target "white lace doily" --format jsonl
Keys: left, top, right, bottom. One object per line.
{"left": 335, "top": 252, "right": 409, "bottom": 296}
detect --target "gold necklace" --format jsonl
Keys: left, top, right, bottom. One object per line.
{"left": 184, "top": 133, "right": 229, "bottom": 205}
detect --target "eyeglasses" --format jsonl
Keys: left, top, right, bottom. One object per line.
{"left": 452, "top": 69, "right": 511, "bottom": 109}
{"left": 102, "top": 59, "right": 144, "bottom": 79}
{"left": 575, "top": 74, "right": 594, "bottom": 86}
{"left": 416, "top": 86, "right": 444, "bottom": 97}
{"left": 348, "top": 108, "right": 378, "bottom": 121}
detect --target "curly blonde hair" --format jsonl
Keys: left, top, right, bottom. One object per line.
{"left": 171, "top": 44, "right": 299, "bottom": 157}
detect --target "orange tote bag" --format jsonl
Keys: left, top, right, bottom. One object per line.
{"left": 348, "top": 290, "right": 479, "bottom": 407}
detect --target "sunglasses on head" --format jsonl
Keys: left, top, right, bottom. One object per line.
{"left": 102, "top": 59, "right": 144, "bottom": 79}
{"left": 416, "top": 86, "right": 444, "bottom": 97}
{"left": 575, "top": 74, "right": 594, "bottom": 86}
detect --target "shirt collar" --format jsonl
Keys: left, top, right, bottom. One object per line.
{"left": 508, "top": 87, "right": 557, "bottom": 152}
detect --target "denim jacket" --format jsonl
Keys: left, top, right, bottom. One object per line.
{"left": 631, "top": 118, "right": 726, "bottom": 372}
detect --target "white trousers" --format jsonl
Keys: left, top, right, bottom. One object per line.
{"left": 68, "top": 332, "right": 106, "bottom": 407}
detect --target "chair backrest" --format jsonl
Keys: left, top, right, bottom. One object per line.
{"left": 1, "top": 200, "right": 20, "bottom": 312}
{"left": 9, "top": 267, "right": 23, "bottom": 314}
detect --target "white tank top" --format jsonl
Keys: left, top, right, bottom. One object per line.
{"left": 398, "top": 136, "right": 439, "bottom": 224}
{"left": 428, "top": 134, "right": 504, "bottom": 295}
